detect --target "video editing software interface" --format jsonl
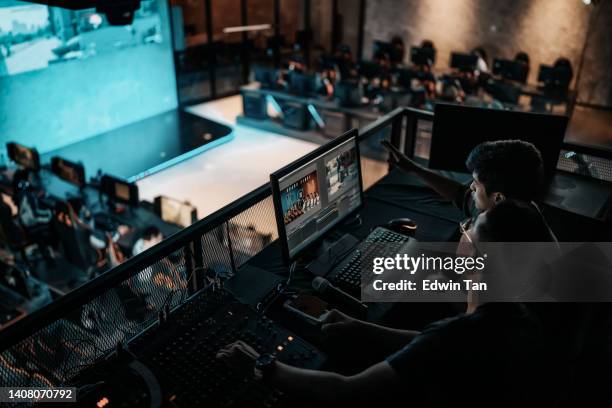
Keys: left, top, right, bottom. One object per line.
{"left": 277, "top": 137, "right": 361, "bottom": 258}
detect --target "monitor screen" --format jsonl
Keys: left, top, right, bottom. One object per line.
{"left": 156, "top": 196, "right": 196, "bottom": 228}
{"left": 7, "top": 142, "right": 39, "bottom": 171}
{"left": 288, "top": 72, "right": 316, "bottom": 96}
{"left": 429, "top": 104, "right": 568, "bottom": 179}
{"left": 492, "top": 58, "right": 528, "bottom": 83}
{"left": 271, "top": 130, "right": 363, "bottom": 260}
{"left": 51, "top": 157, "right": 86, "bottom": 187}
{"left": 410, "top": 46, "right": 436, "bottom": 66}
{"left": 101, "top": 174, "right": 139, "bottom": 207}
{"left": 450, "top": 52, "right": 478, "bottom": 71}
{"left": 537, "top": 64, "right": 572, "bottom": 89}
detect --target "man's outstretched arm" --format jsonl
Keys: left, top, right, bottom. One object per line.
{"left": 382, "top": 140, "right": 465, "bottom": 202}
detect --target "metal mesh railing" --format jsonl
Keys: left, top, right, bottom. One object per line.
{"left": 0, "top": 247, "right": 190, "bottom": 393}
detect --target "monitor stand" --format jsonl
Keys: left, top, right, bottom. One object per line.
{"left": 306, "top": 233, "right": 360, "bottom": 277}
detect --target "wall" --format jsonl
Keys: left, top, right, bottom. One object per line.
{"left": 576, "top": 0, "right": 612, "bottom": 107}
{"left": 0, "top": 0, "right": 178, "bottom": 154}
{"left": 337, "top": 0, "right": 360, "bottom": 56}
{"left": 363, "top": 0, "right": 591, "bottom": 86}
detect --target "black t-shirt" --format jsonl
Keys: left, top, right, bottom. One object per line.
{"left": 386, "top": 303, "right": 550, "bottom": 407}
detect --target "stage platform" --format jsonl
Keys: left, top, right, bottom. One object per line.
{"left": 42, "top": 109, "right": 233, "bottom": 182}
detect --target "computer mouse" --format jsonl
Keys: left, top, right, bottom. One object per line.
{"left": 387, "top": 218, "right": 418, "bottom": 236}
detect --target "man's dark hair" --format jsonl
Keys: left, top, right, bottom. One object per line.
{"left": 476, "top": 199, "right": 552, "bottom": 242}
{"left": 141, "top": 225, "right": 161, "bottom": 241}
{"left": 466, "top": 140, "right": 544, "bottom": 201}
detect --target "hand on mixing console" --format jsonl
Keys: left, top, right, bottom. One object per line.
{"left": 320, "top": 309, "right": 359, "bottom": 339}
{"left": 216, "top": 340, "right": 260, "bottom": 375}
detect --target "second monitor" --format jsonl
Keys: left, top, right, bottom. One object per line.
{"left": 270, "top": 129, "right": 363, "bottom": 262}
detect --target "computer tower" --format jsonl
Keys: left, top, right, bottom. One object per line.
{"left": 321, "top": 110, "right": 346, "bottom": 139}
{"left": 282, "top": 101, "right": 309, "bottom": 130}
{"left": 242, "top": 92, "right": 268, "bottom": 120}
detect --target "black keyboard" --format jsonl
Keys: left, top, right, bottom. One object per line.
{"left": 74, "top": 289, "right": 325, "bottom": 407}
{"left": 328, "top": 227, "right": 413, "bottom": 296}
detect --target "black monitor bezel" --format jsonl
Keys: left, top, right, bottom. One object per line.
{"left": 492, "top": 58, "right": 528, "bottom": 83}
{"left": 50, "top": 156, "right": 86, "bottom": 188}
{"left": 429, "top": 103, "right": 568, "bottom": 182}
{"left": 7, "top": 142, "right": 40, "bottom": 171}
{"left": 154, "top": 195, "right": 198, "bottom": 227}
{"left": 100, "top": 174, "right": 139, "bottom": 207}
{"left": 450, "top": 52, "right": 478, "bottom": 72}
{"left": 270, "top": 129, "right": 364, "bottom": 265}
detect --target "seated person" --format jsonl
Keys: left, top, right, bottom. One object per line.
{"left": 315, "top": 62, "right": 337, "bottom": 99}
{"left": 132, "top": 225, "right": 164, "bottom": 257}
{"left": 57, "top": 198, "right": 129, "bottom": 269}
{"left": 389, "top": 36, "right": 405, "bottom": 68}
{"left": 472, "top": 46, "right": 489, "bottom": 75}
{"left": 13, "top": 179, "right": 55, "bottom": 262}
{"left": 514, "top": 51, "right": 530, "bottom": 84}
{"left": 14, "top": 180, "right": 52, "bottom": 230}
{"left": 217, "top": 200, "right": 556, "bottom": 406}
{"left": 381, "top": 139, "right": 556, "bottom": 241}
{"left": 333, "top": 44, "right": 358, "bottom": 80}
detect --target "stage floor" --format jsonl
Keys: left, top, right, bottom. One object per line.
{"left": 42, "top": 109, "right": 234, "bottom": 182}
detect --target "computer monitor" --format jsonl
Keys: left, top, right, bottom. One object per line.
{"left": 492, "top": 58, "right": 528, "bottom": 83}
{"left": 101, "top": 174, "right": 139, "bottom": 207}
{"left": 271, "top": 129, "right": 363, "bottom": 262}
{"left": 0, "top": 263, "right": 32, "bottom": 300}
{"left": 50, "top": 157, "right": 86, "bottom": 188}
{"left": 334, "top": 80, "right": 361, "bottom": 107}
{"left": 154, "top": 196, "right": 197, "bottom": 228}
{"left": 288, "top": 72, "right": 316, "bottom": 96}
{"left": 450, "top": 52, "right": 478, "bottom": 72}
{"left": 429, "top": 103, "right": 568, "bottom": 180}
{"left": 6, "top": 142, "right": 40, "bottom": 171}
{"left": 373, "top": 40, "right": 393, "bottom": 57}
{"left": 254, "top": 66, "right": 277, "bottom": 89}
{"left": 537, "top": 64, "right": 572, "bottom": 90}
{"left": 410, "top": 46, "right": 436, "bottom": 66}
{"left": 358, "top": 60, "right": 382, "bottom": 79}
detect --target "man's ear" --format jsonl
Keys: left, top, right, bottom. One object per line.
{"left": 493, "top": 192, "right": 506, "bottom": 203}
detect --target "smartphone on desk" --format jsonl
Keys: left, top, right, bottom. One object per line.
{"left": 283, "top": 294, "right": 330, "bottom": 325}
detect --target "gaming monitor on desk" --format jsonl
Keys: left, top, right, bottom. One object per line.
{"left": 411, "top": 46, "right": 436, "bottom": 66}
{"left": 492, "top": 58, "right": 529, "bottom": 83}
{"left": 270, "top": 129, "right": 363, "bottom": 263}
{"left": 450, "top": 52, "right": 478, "bottom": 72}
{"left": 288, "top": 72, "right": 316, "bottom": 97}
{"left": 100, "top": 174, "right": 139, "bottom": 209}
{"left": 6, "top": 142, "right": 40, "bottom": 171}
{"left": 50, "top": 157, "right": 86, "bottom": 188}
{"left": 429, "top": 103, "right": 569, "bottom": 181}
{"left": 538, "top": 64, "right": 572, "bottom": 91}
{"left": 154, "top": 196, "right": 197, "bottom": 228}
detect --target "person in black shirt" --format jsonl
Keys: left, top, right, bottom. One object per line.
{"left": 217, "top": 200, "right": 556, "bottom": 407}
{"left": 381, "top": 139, "right": 556, "bottom": 240}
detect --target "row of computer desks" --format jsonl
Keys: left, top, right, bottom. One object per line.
{"left": 0, "top": 105, "right": 610, "bottom": 406}
{"left": 0, "top": 142, "right": 198, "bottom": 328}
{"left": 238, "top": 53, "right": 575, "bottom": 142}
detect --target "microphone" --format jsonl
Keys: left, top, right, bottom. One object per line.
{"left": 312, "top": 277, "right": 368, "bottom": 316}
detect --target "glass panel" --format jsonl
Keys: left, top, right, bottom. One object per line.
{"left": 170, "top": 0, "right": 212, "bottom": 103}
{"left": 279, "top": 0, "right": 302, "bottom": 66}
{"left": 246, "top": 0, "right": 275, "bottom": 71}
{"left": 211, "top": 0, "right": 243, "bottom": 95}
